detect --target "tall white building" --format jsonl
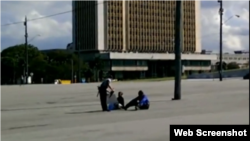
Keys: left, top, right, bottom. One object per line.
{"left": 72, "top": 1, "right": 202, "bottom": 53}
{"left": 72, "top": 1, "right": 216, "bottom": 79}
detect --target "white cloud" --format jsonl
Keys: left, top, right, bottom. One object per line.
{"left": 224, "top": 35, "right": 243, "bottom": 50}
{"left": 200, "top": 1, "right": 249, "bottom": 53}
{"left": 240, "top": 8, "right": 249, "bottom": 22}
{"left": 1, "top": 1, "right": 72, "bottom": 48}
{"left": 27, "top": 10, "right": 71, "bottom": 41}
{"left": 2, "top": 11, "right": 71, "bottom": 43}
{"left": 1, "top": 1, "right": 249, "bottom": 52}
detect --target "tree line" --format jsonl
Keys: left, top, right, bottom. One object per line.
{"left": 2, "top": 44, "right": 246, "bottom": 84}
{"left": 215, "top": 61, "right": 244, "bottom": 71}
{"left": 1, "top": 44, "right": 104, "bottom": 85}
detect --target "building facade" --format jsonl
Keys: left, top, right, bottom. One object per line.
{"left": 97, "top": 52, "right": 216, "bottom": 79}
{"left": 72, "top": 1, "right": 215, "bottom": 80}
{"left": 72, "top": 1, "right": 201, "bottom": 53}
{"left": 201, "top": 50, "right": 249, "bottom": 70}
{"left": 211, "top": 51, "right": 249, "bottom": 69}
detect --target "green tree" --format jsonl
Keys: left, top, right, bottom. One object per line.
{"left": 227, "top": 62, "right": 240, "bottom": 70}
{"left": 1, "top": 44, "right": 88, "bottom": 84}
{"left": 1, "top": 44, "right": 42, "bottom": 60}
{"left": 29, "top": 54, "right": 48, "bottom": 83}
{"left": 216, "top": 61, "right": 227, "bottom": 71}
{"left": 1, "top": 44, "right": 44, "bottom": 84}
{"left": 45, "top": 50, "right": 88, "bottom": 83}
{"left": 1, "top": 56, "right": 16, "bottom": 84}
{"left": 87, "top": 56, "right": 104, "bottom": 82}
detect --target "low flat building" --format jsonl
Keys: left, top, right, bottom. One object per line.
{"left": 211, "top": 51, "right": 249, "bottom": 69}
{"left": 81, "top": 52, "right": 216, "bottom": 79}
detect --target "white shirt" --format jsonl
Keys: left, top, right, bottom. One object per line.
{"left": 100, "top": 78, "right": 112, "bottom": 89}
{"left": 107, "top": 78, "right": 112, "bottom": 83}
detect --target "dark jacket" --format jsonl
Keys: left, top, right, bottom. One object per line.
{"left": 117, "top": 96, "right": 125, "bottom": 107}
{"left": 100, "top": 78, "right": 111, "bottom": 90}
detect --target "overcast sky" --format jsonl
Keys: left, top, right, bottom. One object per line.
{"left": 1, "top": 1, "right": 249, "bottom": 53}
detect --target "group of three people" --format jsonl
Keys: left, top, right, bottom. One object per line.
{"left": 98, "top": 76, "right": 150, "bottom": 112}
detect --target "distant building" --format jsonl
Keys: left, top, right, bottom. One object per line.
{"left": 211, "top": 50, "right": 249, "bottom": 69}
{"left": 234, "top": 50, "right": 249, "bottom": 54}
{"left": 72, "top": 1, "right": 202, "bottom": 53}
{"left": 201, "top": 49, "right": 212, "bottom": 55}
{"left": 71, "top": 1, "right": 216, "bottom": 79}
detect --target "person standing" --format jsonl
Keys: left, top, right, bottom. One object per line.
{"left": 98, "top": 75, "right": 114, "bottom": 112}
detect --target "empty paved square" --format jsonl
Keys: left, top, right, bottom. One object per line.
{"left": 1, "top": 79, "right": 249, "bottom": 141}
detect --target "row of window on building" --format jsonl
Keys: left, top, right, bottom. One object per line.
{"left": 221, "top": 57, "right": 249, "bottom": 60}
{"left": 110, "top": 60, "right": 210, "bottom": 67}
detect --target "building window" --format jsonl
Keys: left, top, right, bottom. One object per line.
{"left": 124, "top": 60, "right": 136, "bottom": 66}
{"left": 112, "top": 60, "right": 123, "bottom": 66}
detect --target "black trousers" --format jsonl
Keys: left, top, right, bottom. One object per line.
{"left": 99, "top": 89, "right": 108, "bottom": 111}
{"left": 125, "top": 97, "right": 138, "bottom": 109}
{"left": 139, "top": 104, "right": 150, "bottom": 110}
{"left": 125, "top": 97, "right": 149, "bottom": 110}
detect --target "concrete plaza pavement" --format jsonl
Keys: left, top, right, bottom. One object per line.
{"left": 1, "top": 80, "right": 249, "bottom": 141}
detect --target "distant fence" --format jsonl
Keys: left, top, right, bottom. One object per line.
{"left": 187, "top": 69, "right": 249, "bottom": 79}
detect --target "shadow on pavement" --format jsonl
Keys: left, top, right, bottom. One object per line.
{"left": 65, "top": 110, "right": 104, "bottom": 114}
{"left": 65, "top": 109, "right": 140, "bottom": 114}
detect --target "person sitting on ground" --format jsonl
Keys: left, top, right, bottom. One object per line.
{"left": 116, "top": 91, "right": 125, "bottom": 109}
{"left": 124, "top": 90, "right": 150, "bottom": 110}
{"left": 107, "top": 91, "right": 124, "bottom": 110}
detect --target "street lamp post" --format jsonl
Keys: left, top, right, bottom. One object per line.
{"left": 173, "top": 1, "right": 183, "bottom": 100}
{"left": 219, "top": 14, "right": 240, "bottom": 72}
{"left": 24, "top": 16, "right": 28, "bottom": 84}
{"left": 217, "top": 4, "right": 240, "bottom": 82}
{"left": 218, "top": 0, "right": 223, "bottom": 81}
{"left": 23, "top": 16, "right": 40, "bottom": 84}
{"left": 218, "top": 14, "right": 240, "bottom": 69}
{"left": 78, "top": 42, "right": 81, "bottom": 83}
{"left": 71, "top": 59, "right": 74, "bottom": 83}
